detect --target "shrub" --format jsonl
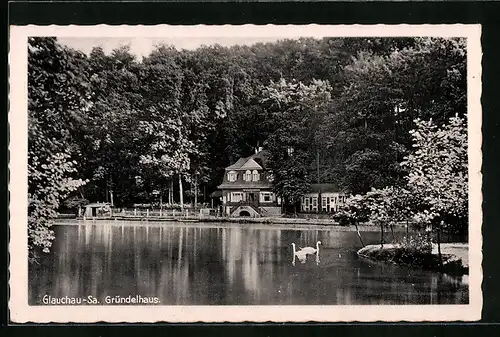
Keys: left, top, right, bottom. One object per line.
{"left": 399, "top": 232, "right": 432, "bottom": 253}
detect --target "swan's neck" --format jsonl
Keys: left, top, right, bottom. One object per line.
{"left": 316, "top": 242, "right": 320, "bottom": 250}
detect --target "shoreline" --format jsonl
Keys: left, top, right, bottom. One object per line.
{"left": 357, "top": 243, "right": 469, "bottom": 275}
{"left": 54, "top": 216, "right": 403, "bottom": 232}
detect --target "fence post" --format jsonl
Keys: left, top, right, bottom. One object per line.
{"left": 147, "top": 209, "right": 149, "bottom": 218}
{"left": 159, "top": 208, "right": 162, "bottom": 217}
{"left": 173, "top": 209, "right": 176, "bottom": 218}
{"left": 134, "top": 208, "right": 137, "bottom": 216}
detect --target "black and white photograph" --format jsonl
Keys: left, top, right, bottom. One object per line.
{"left": 9, "top": 24, "right": 482, "bottom": 322}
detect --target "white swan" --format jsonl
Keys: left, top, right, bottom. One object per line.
{"left": 298, "top": 241, "right": 322, "bottom": 255}
{"left": 291, "top": 243, "right": 308, "bottom": 265}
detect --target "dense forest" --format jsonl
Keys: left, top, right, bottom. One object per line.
{"left": 28, "top": 36, "right": 467, "bottom": 257}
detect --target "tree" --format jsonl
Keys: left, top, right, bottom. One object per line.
{"left": 137, "top": 47, "right": 192, "bottom": 208}
{"left": 320, "top": 37, "right": 466, "bottom": 194}
{"left": 402, "top": 115, "right": 468, "bottom": 263}
{"left": 261, "top": 78, "right": 332, "bottom": 212}
{"left": 28, "top": 37, "right": 89, "bottom": 260}
{"left": 75, "top": 45, "right": 145, "bottom": 206}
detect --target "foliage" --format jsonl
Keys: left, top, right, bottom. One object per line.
{"left": 63, "top": 196, "right": 89, "bottom": 209}
{"left": 335, "top": 194, "right": 369, "bottom": 225}
{"left": 397, "top": 233, "right": 433, "bottom": 255}
{"left": 319, "top": 37, "right": 466, "bottom": 194}
{"left": 28, "top": 37, "right": 89, "bottom": 259}
{"left": 403, "top": 115, "right": 468, "bottom": 235}
{"left": 261, "top": 78, "right": 332, "bottom": 208}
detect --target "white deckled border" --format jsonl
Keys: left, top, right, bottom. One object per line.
{"left": 9, "top": 24, "right": 483, "bottom": 323}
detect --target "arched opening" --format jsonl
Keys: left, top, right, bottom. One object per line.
{"left": 239, "top": 210, "right": 251, "bottom": 217}
{"left": 244, "top": 170, "right": 251, "bottom": 181}
{"left": 252, "top": 170, "right": 260, "bottom": 181}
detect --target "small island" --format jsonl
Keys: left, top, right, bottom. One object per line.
{"left": 358, "top": 243, "right": 468, "bottom": 275}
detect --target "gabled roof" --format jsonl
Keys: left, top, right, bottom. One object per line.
{"left": 309, "top": 183, "right": 343, "bottom": 194}
{"left": 225, "top": 157, "right": 247, "bottom": 170}
{"left": 225, "top": 150, "right": 270, "bottom": 171}
{"left": 210, "top": 191, "right": 222, "bottom": 198}
{"left": 240, "top": 158, "right": 263, "bottom": 170}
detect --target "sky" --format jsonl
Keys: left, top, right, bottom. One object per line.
{"left": 58, "top": 36, "right": 287, "bottom": 58}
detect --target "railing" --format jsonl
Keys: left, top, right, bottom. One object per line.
{"left": 80, "top": 207, "right": 221, "bottom": 220}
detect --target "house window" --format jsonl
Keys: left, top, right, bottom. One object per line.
{"left": 261, "top": 192, "right": 272, "bottom": 202}
{"left": 252, "top": 170, "right": 260, "bottom": 181}
{"left": 303, "top": 197, "right": 310, "bottom": 212}
{"left": 322, "top": 197, "right": 327, "bottom": 211}
{"left": 312, "top": 197, "right": 318, "bottom": 210}
{"left": 227, "top": 171, "right": 237, "bottom": 182}
{"left": 231, "top": 192, "right": 243, "bottom": 202}
{"left": 244, "top": 170, "right": 252, "bottom": 181}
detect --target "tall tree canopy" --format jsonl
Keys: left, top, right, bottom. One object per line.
{"left": 28, "top": 37, "right": 90, "bottom": 259}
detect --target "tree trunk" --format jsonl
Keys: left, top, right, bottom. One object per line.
{"left": 169, "top": 179, "right": 174, "bottom": 204}
{"left": 109, "top": 190, "right": 114, "bottom": 207}
{"left": 354, "top": 221, "right": 365, "bottom": 247}
{"left": 194, "top": 178, "right": 198, "bottom": 210}
{"left": 390, "top": 222, "right": 395, "bottom": 242}
{"left": 406, "top": 219, "right": 409, "bottom": 244}
{"left": 380, "top": 222, "right": 384, "bottom": 248}
{"left": 437, "top": 220, "right": 443, "bottom": 267}
{"left": 178, "top": 174, "right": 184, "bottom": 209}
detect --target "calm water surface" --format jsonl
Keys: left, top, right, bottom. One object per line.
{"left": 29, "top": 221, "right": 468, "bottom": 305}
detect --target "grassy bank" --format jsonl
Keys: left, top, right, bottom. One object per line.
{"left": 357, "top": 243, "right": 468, "bottom": 275}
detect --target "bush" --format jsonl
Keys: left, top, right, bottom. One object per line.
{"left": 398, "top": 232, "right": 432, "bottom": 253}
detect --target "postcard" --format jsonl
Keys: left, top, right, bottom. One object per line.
{"left": 9, "top": 24, "right": 482, "bottom": 322}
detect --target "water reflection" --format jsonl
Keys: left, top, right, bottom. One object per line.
{"left": 29, "top": 222, "right": 468, "bottom": 305}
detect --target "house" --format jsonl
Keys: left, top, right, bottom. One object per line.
{"left": 300, "top": 183, "right": 347, "bottom": 213}
{"left": 82, "top": 202, "right": 111, "bottom": 218}
{"left": 217, "top": 147, "right": 282, "bottom": 217}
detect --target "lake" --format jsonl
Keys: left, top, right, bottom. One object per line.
{"left": 29, "top": 221, "right": 468, "bottom": 305}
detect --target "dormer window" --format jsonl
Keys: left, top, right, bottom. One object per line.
{"left": 227, "top": 171, "right": 237, "bottom": 182}
{"left": 252, "top": 170, "right": 260, "bottom": 181}
{"left": 243, "top": 170, "right": 252, "bottom": 181}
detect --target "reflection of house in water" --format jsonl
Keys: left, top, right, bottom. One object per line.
{"left": 217, "top": 148, "right": 282, "bottom": 217}
{"left": 221, "top": 227, "right": 284, "bottom": 302}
